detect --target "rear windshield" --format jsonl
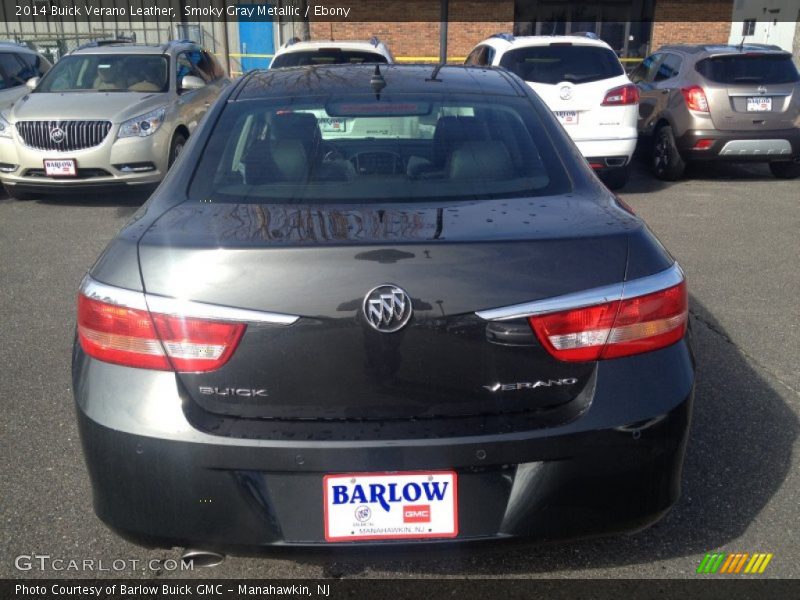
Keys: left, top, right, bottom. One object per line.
{"left": 695, "top": 54, "right": 800, "bottom": 84}
{"left": 271, "top": 51, "right": 388, "bottom": 68}
{"left": 36, "top": 54, "right": 169, "bottom": 93}
{"left": 189, "top": 93, "right": 570, "bottom": 204}
{"left": 499, "top": 45, "right": 624, "bottom": 84}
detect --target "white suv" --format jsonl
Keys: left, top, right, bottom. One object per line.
{"left": 270, "top": 37, "right": 393, "bottom": 68}
{"left": 467, "top": 33, "right": 638, "bottom": 189}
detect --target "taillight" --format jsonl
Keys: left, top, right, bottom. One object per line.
{"left": 601, "top": 84, "right": 639, "bottom": 106}
{"left": 681, "top": 86, "right": 709, "bottom": 112}
{"left": 528, "top": 280, "right": 688, "bottom": 362}
{"left": 77, "top": 294, "right": 245, "bottom": 372}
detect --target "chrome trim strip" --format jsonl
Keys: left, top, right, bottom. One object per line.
{"left": 145, "top": 295, "right": 299, "bottom": 325}
{"left": 80, "top": 275, "right": 299, "bottom": 325}
{"left": 80, "top": 275, "right": 149, "bottom": 311}
{"left": 475, "top": 281, "right": 624, "bottom": 321}
{"left": 621, "top": 262, "right": 684, "bottom": 300}
{"left": 475, "top": 263, "right": 684, "bottom": 321}
{"left": 727, "top": 91, "right": 792, "bottom": 97}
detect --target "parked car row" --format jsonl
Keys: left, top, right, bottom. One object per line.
{"left": 267, "top": 34, "right": 800, "bottom": 187}
{"left": 0, "top": 33, "right": 797, "bottom": 200}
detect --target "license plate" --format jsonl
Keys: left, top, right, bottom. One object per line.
{"left": 747, "top": 97, "right": 772, "bottom": 112}
{"left": 323, "top": 471, "right": 458, "bottom": 542}
{"left": 318, "top": 117, "right": 347, "bottom": 133}
{"left": 554, "top": 111, "right": 579, "bottom": 125}
{"left": 43, "top": 159, "right": 77, "bottom": 177}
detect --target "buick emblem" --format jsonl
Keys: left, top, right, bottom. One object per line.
{"left": 758, "top": 85, "right": 767, "bottom": 95}
{"left": 362, "top": 284, "right": 413, "bottom": 333}
{"left": 49, "top": 126, "right": 65, "bottom": 144}
{"left": 559, "top": 85, "right": 573, "bottom": 100}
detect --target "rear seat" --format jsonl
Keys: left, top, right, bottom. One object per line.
{"left": 407, "top": 116, "right": 491, "bottom": 179}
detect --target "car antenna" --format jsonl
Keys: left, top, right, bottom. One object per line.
{"left": 427, "top": 63, "right": 444, "bottom": 82}
{"left": 738, "top": 36, "right": 746, "bottom": 51}
{"left": 370, "top": 64, "right": 386, "bottom": 99}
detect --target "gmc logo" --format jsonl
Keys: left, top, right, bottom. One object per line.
{"left": 403, "top": 504, "right": 431, "bottom": 523}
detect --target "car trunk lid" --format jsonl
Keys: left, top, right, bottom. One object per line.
{"left": 137, "top": 197, "right": 634, "bottom": 421}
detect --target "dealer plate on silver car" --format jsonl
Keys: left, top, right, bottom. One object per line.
{"left": 747, "top": 97, "right": 772, "bottom": 112}
{"left": 323, "top": 471, "right": 458, "bottom": 542}
{"left": 44, "top": 159, "right": 77, "bottom": 177}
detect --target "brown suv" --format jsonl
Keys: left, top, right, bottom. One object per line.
{"left": 631, "top": 44, "right": 800, "bottom": 180}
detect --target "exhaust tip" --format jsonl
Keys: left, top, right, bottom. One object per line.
{"left": 180, "top": 549, "right": 226, "bottom": 568}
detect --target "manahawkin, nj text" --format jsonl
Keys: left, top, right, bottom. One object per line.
{"left": 17, "top": 3, "right": 352, "bottom": 19}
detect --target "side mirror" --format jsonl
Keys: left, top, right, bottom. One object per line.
{"left": 179, "top": 75, "right": 205, "bottom": 93}
{"left": 26, "top": 77, "right": 40, "bottom": 90}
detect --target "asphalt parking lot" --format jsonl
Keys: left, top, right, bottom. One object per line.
{"left": 1, "top": 160, "right": 798, "bottom": 579}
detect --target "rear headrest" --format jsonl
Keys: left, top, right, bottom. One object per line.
{"left": 244, "top": 139, "right": 308, "bottom": 184}
{"left": 448, "top": 141, "right": 513, "bottom": 181}
{"left": 270, "top": 112, "right": 320, "bottom": 141}
{"left": 270, "top": 112, "right": 322, "bottom": 162}
{"left": 432, "top": 116, "right": 490, "bottom": 166}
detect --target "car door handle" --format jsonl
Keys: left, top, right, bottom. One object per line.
{"left": 661, "top": 89, "right": 670, "bottom": 94}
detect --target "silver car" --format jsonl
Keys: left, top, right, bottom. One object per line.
{"left": 0, "top": 40, "right": 228, "bottom": 199}
{"left": 632, "top": 44, "right": 800, "bottom": 180}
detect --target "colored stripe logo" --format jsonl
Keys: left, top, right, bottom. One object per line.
{"left": 697, "top": 552, "right": 773, "bottom": 574}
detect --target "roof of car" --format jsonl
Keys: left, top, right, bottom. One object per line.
{"left": 482, "top": 34, "right": 612, "bottom": 50}
{"left": 71, "top": 41, "right": 198, "bottom": 55}
{"left": 658, "top": 43, "right": 788, "bottom": 56}
{"left": 237, "top": 64, "right": 522, "bottom": 100}
{"left": 279, "top": 40, "right": 387, "bottom": 52}
{"left": 0, "top": 42, "right": 38, "bottom": 54}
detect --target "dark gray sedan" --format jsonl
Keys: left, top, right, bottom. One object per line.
{"left": 73, "top": 65, "right": 693, "bottom": 555}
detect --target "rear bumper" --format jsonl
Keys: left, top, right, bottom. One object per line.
{"left": 675, "top": 128, "right": 800, "bottom": 161}
{"left": 73, "top": 339, "right": 694, "bottom": 551}
{"left": 574, "top": 137, "right": 638, "bottom": 163}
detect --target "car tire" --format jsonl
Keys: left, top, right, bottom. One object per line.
{"left": 652, "top": 126, "right": 685, "bottom": 181}
{"left": 2, "top": 184, "right": 36, "bottom": 200}
{"left": 600, "top": 165, "right": 630, "bottom": 190}
{"left": 168, "top": 132, "right": 188, "bottom": 169}
{"left": 769, "top": 160, "right": 800, "bottom": 179}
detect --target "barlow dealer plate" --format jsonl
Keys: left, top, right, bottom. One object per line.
{"left": 554, "top": 110, "right": 579, "bottom": 125}
{"left": 323, "top": 471, "right": 458, "bottom": 542}
{"left": 43, "top": 159, "right": 77, "bottom": 177}
{"left": 747, "top": 96, "right": 772, "bottom": 112}
{"left": 318, "top": 117, "right": 347, "bottom": 133}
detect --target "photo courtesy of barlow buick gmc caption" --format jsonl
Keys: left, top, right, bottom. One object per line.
{"left": 1, "top": 1, "right": 799, "bottom": 599}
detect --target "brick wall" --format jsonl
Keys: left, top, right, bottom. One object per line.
{"left": 308, "top": 1, "right": 513, "bottom": 61}
{"left": 650, "top": 0, "right": 733, "bottom": 50}
{"left": 307, "top": 0, "right": 738, "bottom": 61}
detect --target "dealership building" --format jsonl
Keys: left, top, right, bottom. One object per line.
{"left": 0, "top": 0, "right": 798, "bottom": 75}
